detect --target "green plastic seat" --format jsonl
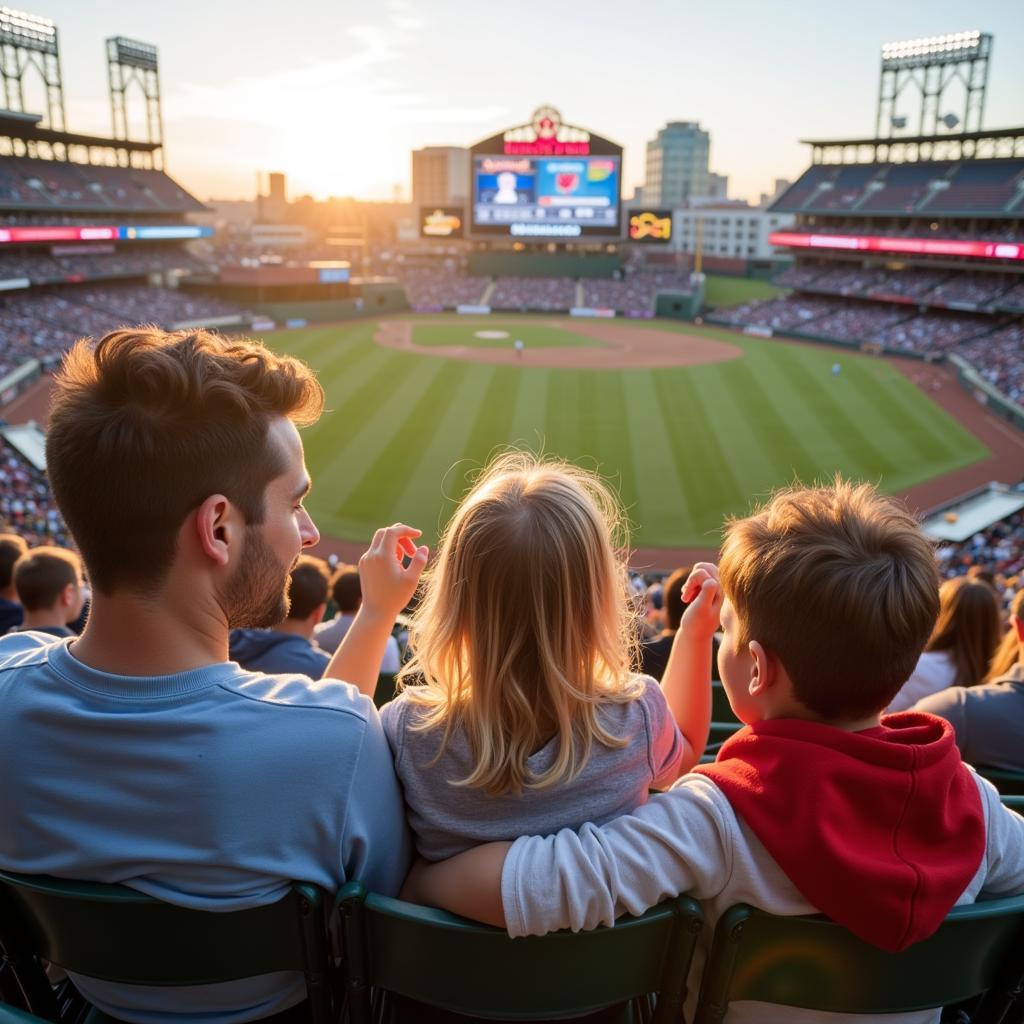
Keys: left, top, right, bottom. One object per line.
{"left": 1000, "top": 794, "right": 1024, "bottom": 813}
{"left": 0, "top": 870, "right": 335, "bottom": 1022}
{"left": 337, "top": 883, "right": 703, "bottom": 1023}
{"left": 710, "top": 683, "right": 738, "bottom": 725}
{"left": 0, "top": 1007, "right": 49, "bottom": 1024}
{"left": 693, "top": 894, "right": 1024, "bottom": 1024}
{"left": 977, "top": 767, "right": 1024, "bottom": 796}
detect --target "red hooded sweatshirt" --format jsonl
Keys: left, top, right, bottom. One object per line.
{"left": 694, "top": 711, "right": 985, "bottom": 951}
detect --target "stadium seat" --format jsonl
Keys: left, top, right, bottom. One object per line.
{"left": 0, "top": 1007, "right": 49, "bottom": 1024}
{"left": 0, "top": 870, "right": 335, "bottom": 1022}
{"left": 977, "top": 768, "right": 1024, "bottom": 796}
{"left": 1001, "top": 795, "right": 1024, "bottom": 814}
{"left": 710, "top": 682, "right": 738, "bottom": 724}
{"left": 693, "top": 894, "right": 1024, "bottom": 1024}
{"left": 337, "top": 882, "right": 703, "bottom": 1024}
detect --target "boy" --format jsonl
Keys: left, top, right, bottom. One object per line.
{"left": 12, "top": 545, "right": 86, "bottom": 637}
{"left": 404, "top": 481, "right": 1024, "bottom": 1023}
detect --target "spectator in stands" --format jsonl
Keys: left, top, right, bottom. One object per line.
{"left": 315, "top": 565, "right": 401, "bottom": 674}
{"left": 0, "top": 533, "right": 27, "bottom": 633}
{"left": 0, "top": 327, "right": 426, "bottom": 1022}
{"left": 888, "top": 576, "right": 1002, "bottom": 712}
{"left": 639, "top": 566, "right": 722, "bottom": 681}
{"left": 380, "top": 453, "right": 710, "bottom": 862}
{"left": 229, "top": 555, "right": 332, "bottom": 679}
{"left": 914, "top": 591, "right": 1024, "bottom": 773}
{"left": 11, "top": 545, "right": 86, "bottom": 638}
{"left": 404, "top": 481, "right": 1024, "bottom": 1016}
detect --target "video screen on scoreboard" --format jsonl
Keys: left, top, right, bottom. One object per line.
{"left": 471, "top": 155, "right": 620, "bottom": 238}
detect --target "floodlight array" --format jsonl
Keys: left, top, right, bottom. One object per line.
{"left": 881, "top": 31, "right": 984, "bottom": 68}
{"left": 110, "top": 36, "right": 158, "bottom": 72}
{"left": 0, "top": 5, "right": 57, "bottom": 53}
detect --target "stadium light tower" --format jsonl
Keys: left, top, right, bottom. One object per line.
{"left": 0, "top": 6, "right": 65, "bottom": 130}
{"left": 876, "top": 31, "right": 991, "bottom": 138}
{"left": 106, "top": 36, "right": 163, "bottom": 168}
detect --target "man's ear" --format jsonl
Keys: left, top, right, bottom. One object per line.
{"left": 194, "top": 494, "right": 236, "bottom": 568}
{"left": 59, "top": 582, "right": 75, "bottom": 609}
{"left": 308, "top": 602, "right": 327, "bottom": 629}
{"left": 747, "top": 639, "right": 775, "bottom": 697}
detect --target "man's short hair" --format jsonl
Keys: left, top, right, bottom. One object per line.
{"left": 286, "top": 556, "right": 330, "bottom": 621}
{"left": 719, "top": 479, "right": 939, "bottom": 720}
{"left": 14, "top": 546, "right": 82, "bottom": 612}
{"left": 46, "top": 328, "right": 323, "bottom": 595}
{"left": 664, "top": 566, "right": 692, "bottom": 633}
{"left": 330, "top": 567, "right": 361, "bottom": 614}
{"left": 0, "top": 534, "right": 28, "bottom": 591}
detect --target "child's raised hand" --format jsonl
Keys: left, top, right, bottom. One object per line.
{"left": 681, "top": 562, "right": 723, "bottom": 638}
{"left": 358, "top": 523, "right": 429, "bottom": 623}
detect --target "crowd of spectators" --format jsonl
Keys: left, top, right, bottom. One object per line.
{"left": 490, "top": 276, "right": 577, "bottom": 312}
{"left": 582, "top": 270, "right": 693, "bottom": 314}
{"left": 398, "top": 264, "right": 490, "bottom": 308}
{"left": 713, "top": 294, "right": 836, "bottom": 331}
{"left": 0, "top": 438, "right": 70, "bottom": 549}
{"left": 934, "top": 505, "right": 1024, "bottom": 605}
{"left": 959, "top": 322, "right": 1024, "bottom": 404}
{"left": 874, "top": 310, "right": 993, "bottom": 355}
{"left": 796, "top": 300, "right": 910, "bottom": 341}
{"left": 0, "top": 244, "right": 209, "bottom": 284}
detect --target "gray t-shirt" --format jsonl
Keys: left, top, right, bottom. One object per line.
{"left": 913, "top": 663, "right": 1024, "bottom": 772}
{"left": 381, "top": 675, "right": 685, "bottom": 861}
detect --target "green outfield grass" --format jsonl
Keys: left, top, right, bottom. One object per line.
{"left": 703, "top": 274, "right": 786, "bottom": 309}
{"left": 263, "top": 315, "right": 989, "bottom": 549}
{"left": 410, "top": 321, "right": 602, "bottom": 349}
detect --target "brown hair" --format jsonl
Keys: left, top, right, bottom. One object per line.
{"left": 13, "top": 546, "right": 81, "bottom": 611}
{"left": 663, "top": 566, "right": 691, "bottom": 632}
{"left": 286, "top": 556, "right": 330, "bottom": 621}
{"left": 925, "top": 577, "right": 1001, "bottom": 688}
{"left": 330, "top": 567, "right": 361, "bottom": 614}
{"left": 399, "top": 452, "right": 641, "bottom": 796}
{"left": 46, "top": 328, "right": 323, "bottom": 595}
{"left": 985, "top": 590, "right": 1024, "bottom": 682}
{"left": 719, "top": 479, "right": 940, "bottom": 720}
{"left": 0, "top": 533, "right": 28, "bottom": 591}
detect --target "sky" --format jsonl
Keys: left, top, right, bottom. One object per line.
{"left": 25, "top": 0, "right": 1024, "bottom": 204}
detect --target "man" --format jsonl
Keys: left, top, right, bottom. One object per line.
{"left": 12, "top": 545, "right": 86, "bottom": 637}
{"left": 315, "top": 566, "right": 401, "bottom": 674}
{"left": 0, "top": 532, "right": 27, "bottom": 632}
{"left": 230, "top": 555, "right": 331, "bottom": 678}
{"left": 0, "top": 328, "right": 427, "bottom": 1022}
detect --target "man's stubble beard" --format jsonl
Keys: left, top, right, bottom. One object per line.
{"left": 222, "top": 526, "right": 293, "bottom": 629}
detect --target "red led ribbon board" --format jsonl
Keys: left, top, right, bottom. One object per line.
{"left": 768, "top": 231, "right": 1024, "bottom": 262}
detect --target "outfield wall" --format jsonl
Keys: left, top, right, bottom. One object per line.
{"left": 251, "top": 284, "right": 408, "bottom": 324}
{"left": 948, "top": 354, "right": 1024, "bottom": 432}
{"left": 467, "top": 252, "right": 622, "bottom": 278}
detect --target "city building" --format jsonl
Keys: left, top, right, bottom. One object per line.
{"left": 411, "top": 147, "right": 470, "bottom": 208}
{"left": 673, "top": 205, "right": 795, "bottom": 262}
{"left": 708, "top": 172, "right": 729, "bottom": 199}
{"left": 759, "top": 178, "right": 792, "bottom": 208}
{"left": 644, "top": 122, "right": 711, "bottom": 205}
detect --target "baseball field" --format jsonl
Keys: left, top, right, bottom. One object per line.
{"left": 260, "top": 315, "right": 990, "bottom": 553}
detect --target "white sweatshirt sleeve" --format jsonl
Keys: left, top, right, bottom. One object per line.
{"left": 975, "top": 774, "right": 1024, "bottom": 897}
{"left": 501, "top": 775, "right": 734, "bottom": 937}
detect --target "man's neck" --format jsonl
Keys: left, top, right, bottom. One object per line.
{"left": 271, "top": 618, "right": 314, "bottom": 641}
{"left": 71, "top": 589, "right": 229, "bottom": 677}
{"left": 21, "top": 609, "right": 67, "bottom": 631}
{"left": 0, "top": 586, "right": 19, "bottom": 603}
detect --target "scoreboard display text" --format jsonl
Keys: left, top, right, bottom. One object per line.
{"left": 471, "top": 155, "right": 620, "bottom": 238}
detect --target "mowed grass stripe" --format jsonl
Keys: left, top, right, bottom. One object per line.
{"left": 312, "top": 352, "right": 438, "bottom": 502}
{"left": 390, "top": 362, "right": 498, "bottom": 541}
{"left": 507, "top": 366, "right": 549, "bottom": 453}
{"left": 769, "top": 346, "right": 902, "bottom": 478}
{"left": 622, "top": 372, "right": 692, "bottom": 546}
{"left": 334, "top": 359, "right": 473, "bottom": 527}
{"left": 714, "top": 354, "right": 823, "bottom": 485}
{"left": 449, "top": 367, "right": 523, "bottom": 497}
{"left": 652, "top": 370, "right": 746, "bottom": 532}
{"left": 577, "top": 371, "right": 639, "bottom": 518}
{"left": 544, "top": 370, "right": 583, "bottom": 463}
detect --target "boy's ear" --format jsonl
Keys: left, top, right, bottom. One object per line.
{"left": 1014, "top": 616, "right": 1024, "bottom": 643}
{"left": 747, "top": 640, "right": 774, "bottom": 696}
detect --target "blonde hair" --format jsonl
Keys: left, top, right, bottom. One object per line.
{"left": 719, "top": 478, "right": 940, "bottom": 720}
{"left": 397, "top": 452, "right": 641, "bottom": 795}
{"left": 985, "top": 590, "right": 1023, "bottom": 682}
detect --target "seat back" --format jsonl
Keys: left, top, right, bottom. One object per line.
{"left": 0, "top": 871, "right": 333, "bottom": 1022}
{"left": 694, "top": 895, "right": 1024, "bottom": 1024}
{"left": 710, "top": 682, "right": 739, "bottom": 725}
{"left": 338, "top": 883, "right": 703, "bottom": 1023}
{"left": 0, "top": 1007, "right": 49, "bottom": 1024}
{"left": 978, "top": 767, "right": 1024, "bottom": 796}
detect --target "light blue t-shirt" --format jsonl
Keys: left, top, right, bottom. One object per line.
{"left": 0, "top": 632, "right": 411, "bottom": 1023}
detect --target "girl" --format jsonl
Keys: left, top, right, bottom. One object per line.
{"left": 888, "top": 575, "right": 1001, "bottom": 712}
{"left": 380, "top": 452, "right": 710, "bottom": 861}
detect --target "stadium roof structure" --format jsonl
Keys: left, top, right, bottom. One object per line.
{"left": 799, "top": 126, "right": 1024, "bottom": 165}
{"left": 0, "top": 109, "right": 159, "bottom": 154}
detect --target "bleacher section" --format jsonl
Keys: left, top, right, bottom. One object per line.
{"left": 775, "top": 158, "right": 1024, "bottom": 216}
{"left": 0, "top": 158, "right": 204, "bottom": 214}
